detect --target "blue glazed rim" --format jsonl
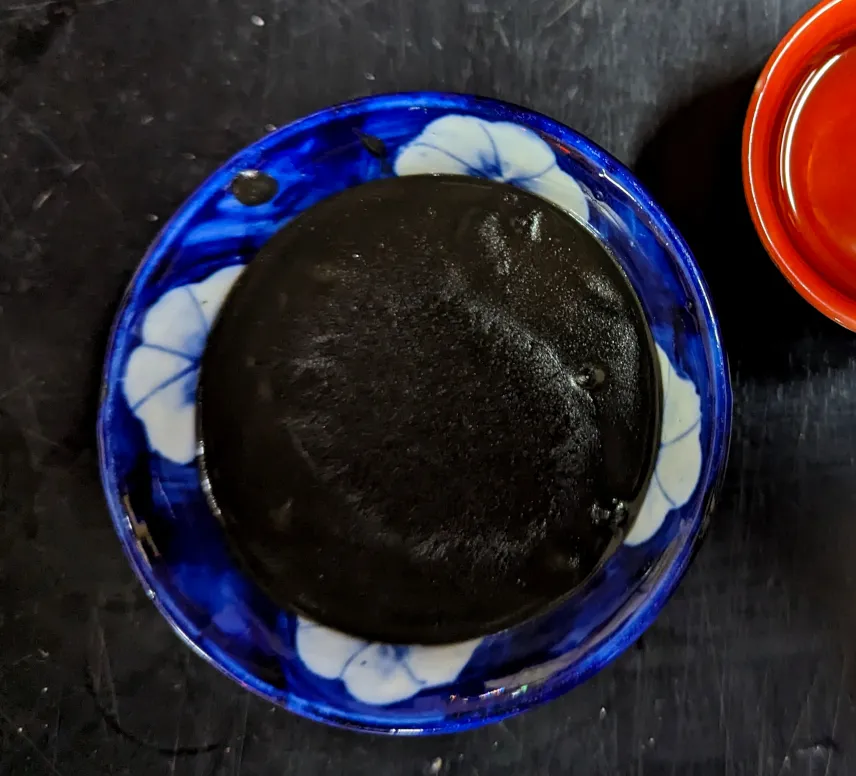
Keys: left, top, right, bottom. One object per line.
{"left": 97, "top": 91, "right": 732, "bottom": 734}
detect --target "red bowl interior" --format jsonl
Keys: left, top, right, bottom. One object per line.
{"left": 744, "top": 0, "right": 856, "bottom": 330}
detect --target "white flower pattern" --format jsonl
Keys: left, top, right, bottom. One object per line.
{"left": 295, "top": 618, "right": 482, "bottom": 706}
{"left": 394, "top": 115, "right": 590, "bottom": 224}
{"left": 624, "top": 343, "right": 702, "bottom": 546}
{"left": 122, "top": 265, "right": 245, "bottom": 465}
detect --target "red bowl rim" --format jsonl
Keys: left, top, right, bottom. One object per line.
{"left": 743, "top": 0, "right": 856, "bottom": 330}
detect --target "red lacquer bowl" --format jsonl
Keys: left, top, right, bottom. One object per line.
{"left": 744, "top": 0, "right": 856, "bottom": 330}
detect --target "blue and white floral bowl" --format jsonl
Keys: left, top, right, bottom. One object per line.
{"left": 98, "top": 92, "right": 731, "bottom": 734}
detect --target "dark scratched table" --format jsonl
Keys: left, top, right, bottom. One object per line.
{"left": 2, "top": 0, "right": 856, "bottom": 773}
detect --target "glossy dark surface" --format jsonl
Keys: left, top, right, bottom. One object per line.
{"left": 3, "top": 0, "right": 856, "bottom": 773}
{"left": 199, "top": 175, "right": 659, "bottom": 644}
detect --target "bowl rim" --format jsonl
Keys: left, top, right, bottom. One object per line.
{"left": 97, "top": 90, "right": 732, "bottom": 734}
{"left": 743, "top": 0, "right": 856, "bottom": 330}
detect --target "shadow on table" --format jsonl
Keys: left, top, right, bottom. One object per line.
{"left": 634, "top": 73, "right": 856, "bottom": 684}
{"left": 634, "top": 71, "right": 853, "bottom": 382}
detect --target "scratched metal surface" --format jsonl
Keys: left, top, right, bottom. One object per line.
{"left": 1, "top": 0, "right": 855, "bottom": 773}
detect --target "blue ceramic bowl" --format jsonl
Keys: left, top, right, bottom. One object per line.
{"left": 98, "top": 92, "right": 731, "bottom": 734}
